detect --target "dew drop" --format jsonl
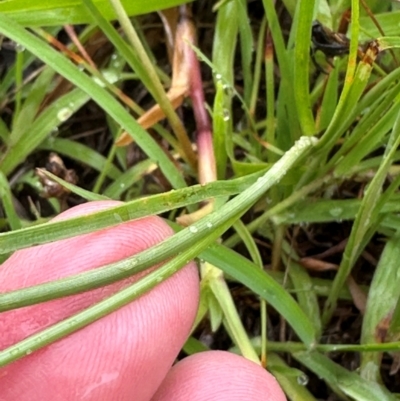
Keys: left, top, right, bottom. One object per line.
{"left": 10, "top": 349, "right": 20, "bottom": 357}
{"left": 329, "top": 207, "right": 343, "bottom": 217}
{"left": 222, "top": 109, "right": 230, "bottom": 121}
{"left": 222, "top": 84, "right": 234, "bottom": 97}
{"left": 113, "top": 213, "right": 123, "bottom": 223}
{"left": 206, "top": 222, "right": 213, "bottom": 228}
{"left": 189, "top": 225, "right": 198, "bottom": 233}
{"left": 297, "top": 373, "right": 309, "bottom": 386}
{"left": 103, "top": 70, "right": 119, "bottom": 84}
{"left": 214, "top": 73, "right": 222, "bottom": 81}
{"left": 57, "top": 107, "right": 73, "bottom": 122}
{"left": 15, "top": 43, "right": 25, "bottom": 52}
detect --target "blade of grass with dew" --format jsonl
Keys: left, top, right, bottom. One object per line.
{"left": 213, "top": 0, "right": 238, "bottom": 87}
{"left": 190, "top": 42, "right": 257, "bottom": 143}
{"left": 0, "top": 0, "right": 193, "bottom": 26}
{"left": 359, "top": 232, "right": 400, "bottom": 380}
{"left": 212, "top": 0, "right": 238, "bottom": 174}
{"left": 0, "top": 171, "right": 265, "bottom": 255}
{"left": 213, "top": 78, "right": 229, "bottom": 180}
{"left": 268, "top": 353, "right": 318, "bottom": 401}
{"left": 1, "top": 232, "right": 359, "bottom": 312}
{"left": 322, "top": 105, "right": 400, "bottom": 324}
{"left": 39, "top": 137, "right": 122, "bottom": 181}
{"left": 0, "top": 14, "right": 186, "bottom": 189}
{"left": 103, "top": 159, "right": 155, "bottom": 199}
{"left": 0, "top": 214, "right": 238, "bottom": 367}
{"left": 0, "top": 139, "right": 318, "bottom": 350}
{"left": 293, "top": 351, "right": 397, "bottom": 401}
{"left": 0, "top": 136, "right": 316, "bottom": 365}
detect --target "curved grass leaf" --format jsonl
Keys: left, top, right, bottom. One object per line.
{"left": 294, "top": 351, "right": 397, "bottom": 401}
{"left": 0, "top": 172, "right": 264, "bottom": 255}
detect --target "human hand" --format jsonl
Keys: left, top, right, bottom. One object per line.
{"left": 0, "top": 201, "right": 286, "bottom": 401}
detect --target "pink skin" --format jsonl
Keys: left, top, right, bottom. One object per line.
{"left": 0, "top": 201, "right": 286, "bottom": 401}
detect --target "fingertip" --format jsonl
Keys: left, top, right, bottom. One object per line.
{"left": 152, "top": 351, "right": 287, "bottom": 401}
{"left": 0, "top": 201, "right": 200, "bottom": 401}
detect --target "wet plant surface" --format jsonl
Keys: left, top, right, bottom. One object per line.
{"left": 1, "top": 1, "right": 400, "bottom": 399}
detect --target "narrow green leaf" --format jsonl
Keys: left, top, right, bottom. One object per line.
{"left": 204, "top": 244, "right": 317, "bottom": 347}
{"left": 0, "top": 0, "right": 192, "bottom": 26}
{"left": 0, "top": 172, "right": 264, "bottom": 255}
{"left": 294, "top": 351, "right": 397, "bottom": 401}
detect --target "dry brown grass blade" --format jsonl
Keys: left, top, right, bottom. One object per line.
{"left": 115, "top": 7, "right": 192, "bottom": 147}
{"left": 158, "top": 7, "right": 179, "bottom": 65}
{"left": 346, "top": 275, "right": 367, "bottom": 314}
{"left": 38, "top": 29, "right": 111, "bottom": 110}
{"left": 64, "top": 25, "right": 96, "bottom": 68}
{"left": 300, "top": 257, "right": 338, "bottom": 271}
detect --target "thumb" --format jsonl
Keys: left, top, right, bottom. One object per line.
{"left": 0, "top": 201, "right": 199, "bottom": 401}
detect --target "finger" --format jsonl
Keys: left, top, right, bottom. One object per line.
{"left": 0, "top": 201, "right": 199, "bottom": 401}
{"left": 151, "top": 351, "right": 286, "bottom": 401}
